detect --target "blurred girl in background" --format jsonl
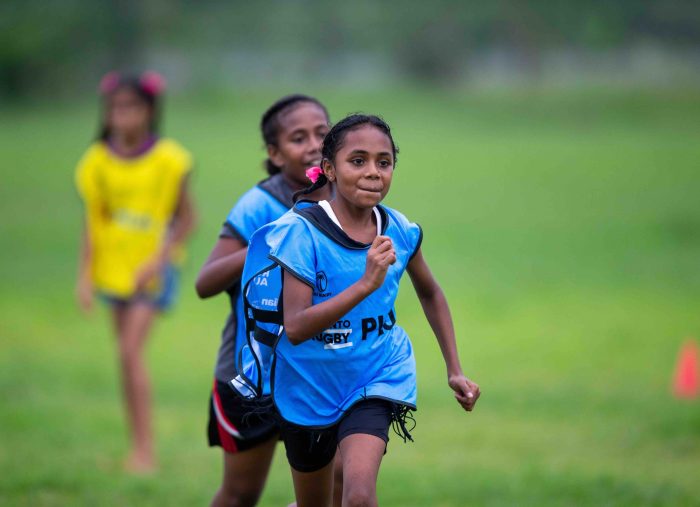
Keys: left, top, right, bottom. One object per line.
{"left": 75, "top": 71, "right": 196, "bottom": 473}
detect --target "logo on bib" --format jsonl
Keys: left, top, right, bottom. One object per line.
{"left": 316, "top": 271, "right": 328, "bottom": 292}
{"left": 314, "top": 271, "right": 331, "bottom": 297}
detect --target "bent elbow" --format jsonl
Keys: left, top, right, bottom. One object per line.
{"left": 285, "top": 331, "right": 304, "bottom": 346}
{"left": 284, "top": 322, "right": 306, "bottom": 345}
{"left": 194, "top": 277, "right": 212, "bottom": 299}
{"left": 417, "top": 283, "right": 443, "bottom": 304}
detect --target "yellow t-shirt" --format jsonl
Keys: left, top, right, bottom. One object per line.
{"left": 75, "top": 138, "right": 192, "bottom": 298}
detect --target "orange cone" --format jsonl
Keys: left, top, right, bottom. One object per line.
{"left": 673, "top": 339, "right": 699, "bottom": 399}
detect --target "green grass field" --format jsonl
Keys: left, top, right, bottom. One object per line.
{"left": 1, "top": 87, "right": 700, "bottom": 506}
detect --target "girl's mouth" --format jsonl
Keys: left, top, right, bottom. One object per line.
{"left": 358, "top": 186, "right": 383, "bottom": 193}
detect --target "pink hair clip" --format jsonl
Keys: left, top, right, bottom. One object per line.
{"left": 140, "top": 71, "right": 166, "bottom": 96}
{"left": 305, "top": 166, "right": 324, "bottom": 184}
{"left": 98, "top": 71, "right": 121, "bottom": 95}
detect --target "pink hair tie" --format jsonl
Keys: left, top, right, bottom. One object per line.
{"left": 99, "top": 71, "right": 121, "bottom": 95}
{"left": 140, "top": 70, "right": 166, "bottom": 96}
{"left": 305, "top": 166, "right": 324, "bottom": 184}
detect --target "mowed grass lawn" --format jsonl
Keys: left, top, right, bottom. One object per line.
{"left": 1, "top": 87, "right": 699, "bottom": 506}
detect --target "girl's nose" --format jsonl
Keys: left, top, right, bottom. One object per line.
{"left": 308, "top": 140, "right": 321, "bottom": 154}
{"left": 365, "top": 163, "right": 380, "bottom": 178}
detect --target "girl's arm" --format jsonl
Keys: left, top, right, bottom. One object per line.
{"left": 166, "top": 174, "right": 197, "bottom": 251}
{"left": 76, "top": 218, "right": 94, "bottom": 313}
{"left": 406, "top": 248, "right": 480, "bottom": 412}
{"left": 283, "top": 236, "right": 396, "bottom": 345}
{"left": 195, "top": 238, "right": 247, "bottom": 298}
{"left": 135, "top": 175, "right": 197, "bottom": 291}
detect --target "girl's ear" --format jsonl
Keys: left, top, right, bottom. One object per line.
{"left": 267, "top": 144, "right": 285, "bottom": 169}
{"left": 322, "top": 158, "right": 335, "bottom": 182}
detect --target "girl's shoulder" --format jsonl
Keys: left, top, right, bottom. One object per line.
{"left": 262, "top": 206, "right": 313, "bottom": 244}
{"left": 78, "top": 141, "right": 109, "bottom": 164}
{"left": 75, "top": 142, "right": 110, "bottom": 183}
{"left": 153, "top": 138, "right": 193, "bottom": 169}
{"left": 256, "top": 173, "right": 295, "bottom": 209}
{"left": 289, "top": 201, "right": 422, "bottom": 257}
{"left": 380, "top": 205, "right": 418, "bottom": 230}
{"left": 229, "top": 183, "right": 288, "bottom": 220}
{"left": 380, "top": 205, "right": 423, "bottom": 256}
{"left": 289, "top": 201, "right": 421, "bottom": 250}
{"left": 224, "top": 185, "right": 293, "bottom": 244}
{"left": 273, "top": 205, "right": 311, "bottom": 229}
{"left": 246, "top": 207, "right": 312, "bottom": 265}
{"left": 75, "top": 142, "right": 108, "bottom": 196}
{"left": 262, "top": 209, "right": 317, "bottom": 281}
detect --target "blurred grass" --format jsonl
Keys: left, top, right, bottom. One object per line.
{"left": 1, "top": 87, "right": 700, "bottom": 506}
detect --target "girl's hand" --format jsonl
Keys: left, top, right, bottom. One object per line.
{"left": 134, "top": 258, "right": 164, "bottom": 293}
{"left": 361, "top": 236, "right": 396, "bottom": 292}
{"left": 449, "top": 374, "right": 480, "bottom": 412}
{"left": 76, "top": 274, "right": 94, "bottom": 314}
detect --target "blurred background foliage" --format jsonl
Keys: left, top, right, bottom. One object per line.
{"left": 2, "top": 0, "right": 700, "bottom": 98}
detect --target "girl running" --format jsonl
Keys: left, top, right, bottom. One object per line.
{"left": 243, "top": 114, "right": 480, "bottom": 507}
{"left": 195, "top": 95, "right": 333, "bottom": 506}
{"left": 74, "top": 71, "right": 196, "bottom": 472}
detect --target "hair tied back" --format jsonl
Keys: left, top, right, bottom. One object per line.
{"left": 305, "top": 166, "right": 324, "bottom": 184}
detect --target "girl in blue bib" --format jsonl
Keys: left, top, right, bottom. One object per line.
{"left": 253, "top": 114, "right": 481, "bottom": 506}
{"left": 195, "top": 95, "right": 332, "bottom": 507}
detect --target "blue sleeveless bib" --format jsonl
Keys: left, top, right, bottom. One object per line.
{"left": 234, "top": 200, "right": 422, "bottom": 427}
{"left": 215, "top": 175, "right": 291, "bottom": 384}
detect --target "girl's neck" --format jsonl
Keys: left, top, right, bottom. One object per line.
{"left": 109, "top": 130, "right": 156, "bottom": 158}
{"left": 280, "top": 173, "right": 307, "bottom": 192}
{"left": 329, "top": 195, "right": 377, "bottom": 241}
{"left": 281, "top": 172, "right": 333, "bottom": 202}
{"left": 307, "top": 183, "right": 333, "bottom": 202}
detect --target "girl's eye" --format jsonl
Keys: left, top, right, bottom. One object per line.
{"left": 291, "top": 137, "right": 304, "bottom": 144}
{"left": 378, "top": 159, "right": 392, "bottom": 168}
{"left": 351, "top": 158, "right": 364, "bottom": 166}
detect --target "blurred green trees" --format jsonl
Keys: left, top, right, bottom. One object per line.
{"left": 2, "top": 0, "right": 699, "bottom": 97}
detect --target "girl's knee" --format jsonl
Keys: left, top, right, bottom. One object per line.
{"left": 343, "top": 482, "right": 376, "bottom": 507}
{"left": 118, "top": 345, "right": 140, "bottom": 366}
{"left": 220, "top": 475, "right": 265, "bottom": 507}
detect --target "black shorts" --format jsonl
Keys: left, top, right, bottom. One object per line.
{"left": 280, "top": 398, "right": 394, "bottom": 473}
{"left": 207, "top": 379, "right": 279, "bottom": 453}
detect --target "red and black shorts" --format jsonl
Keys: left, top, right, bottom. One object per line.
{"left": 207, "top": 379, "right": 279, "bottom": 453}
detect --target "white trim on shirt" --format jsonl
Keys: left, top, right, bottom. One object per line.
{"left": 318, "top": 200, "right": 382, "bottom": 237}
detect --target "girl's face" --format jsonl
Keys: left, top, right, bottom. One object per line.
{"left": 107, "top": 87, "right": 152, "bottom": 137}
{"left": 268, "top": 102, "right": 329, "bottom": 186}
{"left": 324, "top": 124, "right": 395, "bottom": 209}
